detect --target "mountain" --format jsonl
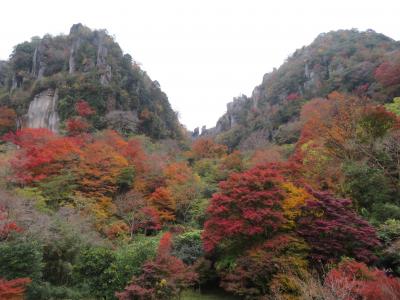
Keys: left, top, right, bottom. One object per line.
{"left": 0, "top": 24, "right": 183, "bottom": 139}
{"left": 209, "top": 29, "right": 400, "bottom": 149}
{"left": 1, "top": 26, "right": 400, "bottom": 300}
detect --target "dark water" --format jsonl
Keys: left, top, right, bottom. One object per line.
{"left": 182, "top": 289, "right": 241, "bottom": 299}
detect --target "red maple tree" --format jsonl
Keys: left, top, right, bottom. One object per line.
{"left": 0, "top": 277, "right": 31, "bottom": 300}
{"left": 296, "top": 189, "right": 381, "bottom": 264}
{"left": 202, "top": 165, "right": 286, "bottom": 253}
{"left": 75, "top": 99, "right": 95, "bottom": 117}
{"left": 324, "top": 260, "right": 400, "bottom": 300}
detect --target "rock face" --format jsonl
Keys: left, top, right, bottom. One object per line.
{"left": 68, "top": 24, "right": 82, "bottom": 74}
{"left": 0, "top": 61, "right": 7, "bottom": 87}
{"left": 211, "top": 95, "right": 250, "bottom": 135}
{"left": 32, "top": 43, "right": 46, "bottom": 79}
{"left": 1, "top": 24, "right": 183, "bottom": 140}
{"left": 96, "top": 32, "right": 112, "bottom": 86}
{"left": 26, "top": 89, "right": 60, "bottom": 132}
{"left": 208, "top": 29, "right": 400, "bottom": 149}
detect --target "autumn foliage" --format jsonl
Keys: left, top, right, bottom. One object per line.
{"left": 190, "top": 138, "right": 227, "bottom": 160}
{"left": 2, "top": 29, "right": 400, "bottom": 300}
{"left": 0, "top": 277, "right": 31, "bottom": 300}
{"left": 0, "top": 206, "right": 22, "bottom": 241}
{"left": 375, "top": 55, "right": 400, "bottom": 88}
{"left": 324, "top": 260, "right": 400, "bottom": 300}
{"left": 296, "top": 189, "right": 381, "bottom": 264}
{"left": 203, "top": 165, "right": 286, "bottom": 253}
{"left": 3, "top": 128, "right": 81, "bottom": 183}
{"left": 75, "top": 99, "right": 95, "bottom": 117}
{"left": 0, "top": 107, "right": 16, "bottom": 134}
{"left": 116, "top": 232, "right": 197, "bottom": 299}
{"left": 65, "top": 117, "right": 90, "bottom": 136}
{"left": 201, "top": 161, "right": 382, "bottom": 298}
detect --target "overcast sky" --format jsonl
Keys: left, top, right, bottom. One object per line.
{"left": 1, "top": 0, "right": 400, "bottom": 130}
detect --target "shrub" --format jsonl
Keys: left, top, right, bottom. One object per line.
{"left": 172, "top": 230, "right": 203, "bottom": 265}
{"left": 117, "top": 232, "right": 197, "bottom": 300}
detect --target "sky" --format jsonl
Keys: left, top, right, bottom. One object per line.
{"left": 1, "top": 1, "right": 400, "bottom": 130}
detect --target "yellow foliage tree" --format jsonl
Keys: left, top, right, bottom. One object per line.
{"left": 281, "top": 183, "right": 313, "bottom": 230}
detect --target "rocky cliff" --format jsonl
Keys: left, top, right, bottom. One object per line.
{"left": 25, "top": 88, "right": 59, "bottom": 132}
{"left": 209, "top": 29, "right": 400, "bottom": 149}
{"left": 0, "top": 24, "right": 182, "bottom": 139}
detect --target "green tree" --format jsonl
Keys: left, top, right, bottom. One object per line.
{"left": 342, "top": 162, "right": 391, "bottom": 214}
{"left": 0, "top": 239, "right": 43, "bottom": 281}
{"left": 385, "top": 97, "right": 400, "bottom": 116}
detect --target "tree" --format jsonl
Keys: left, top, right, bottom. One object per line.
{"left": 65, "top": 117, "right": 90, "bottom": 136}
{"left": 375, "top": 55, "right": 400, "bottom": 88}
{"left": 281, "top": 182, "right": 313, "bottom": 230}
{"left": 0, "top": 206, "right": 22, "bottom": 241}
{"left": 3, "top": 128, "right": 81, "bottom": 184}
{"left": 75, "top": 99, "right": 95, "bottom": 117}
{"left": 99, "top": 130, "right": 147, "bottom": 175}
{"left": 0, "top": 107, "right": 16, "bottom": 135}
{"left": 132, "top": 207, "right": 161, "bottom": 235}
{"left": 0, "top": 239, "right": 43, "bottom": 283}
{"left": 115, "top": 191, "right": 161, "bottom": 237}
{"left": 296, "top": 92, "right": 400, "bottom": 198}
{"left": 201, "top": 163, "right": 313, "bottom": 298}
{"left": 163, "top": 162, "right": 202, "bottom": 223}
{"left": 172, "top": 230, "right": 203, "bottom": 265}
{"left": 324, "top": 259, "right": 400, "bottom": 300}
{"left": 296, "top": 189, "right": 381, "bottom": 265}
{"left": 356, "top": 106, "right": 398, "bottom": 143}
{"left": 202, "top": 165, "right": 286, "bottom": 253}
{"left": 149, "top": 187, "right": 175, "bottom": 223}
{"left": 75, "top": 139, "right": 129, "bottom": 198}
{"left": 116, "top": 232, "right": 197, "bottom": 300}
{"left": 385, "top": 97, "right": 400, "bottom": 116}
{"left": 0, "top": 277, "right": 31, "bottom": 300}
{"left": 218, "top": 150, "right": 244, "bottom": 178}
{"left": 342, "top": 162, "right": 391, "bottom": 213}
{"left": 74, "top": 247, "right": 118, "bottom": 299}
{"left": 219, "top": 235, "right": 309, "bottom": 299}
{"left": 190, "top": 138, "right": 227, "bottom": 160}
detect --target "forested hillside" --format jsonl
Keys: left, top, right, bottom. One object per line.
{"left": 211, "top": 29, "right": 400, "bottom": 150}
{"left": 0, "top": 23, "right": 183, "bottom": 139}
{"left": 0, "top": 27, "right": 400, "bottom": 300}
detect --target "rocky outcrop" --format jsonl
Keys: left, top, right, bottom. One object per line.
{"left": 212, "top": 95, "right": 250, "bottom": 134}
{"left": 1, "top": 24, "right": 183, "bottom": 140}
{"left": 25, "top": 88, "right": 60, "bottom": 132}
{"left": 96, "top": 32, "right": 112, "bottom": 86}
{"left": 68, "top": 23, "right": 112, "bottom": 85}
{"left": 208, "top": 29, "right": 400, "bottom": 149}
{"left": 0, "top": 61, "right": 8, "bottom": 87}
{"left": 68, "top": 39, "right": 80, "bottom": 74}
{"left": 32, "top": 44, "right": 46, "bottom": 79}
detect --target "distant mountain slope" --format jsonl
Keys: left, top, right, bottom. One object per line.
{"left": 210, "top": 29, "right": 400, "bottom": 149}
{"left": 0, "top": 24, "right": 183, "bottom": 139}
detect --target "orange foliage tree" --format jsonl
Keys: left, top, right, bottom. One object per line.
{"left": 149, "top": 187, "right": 176, "bottom": 223}
{"left": 163, "top": 162, "right": 202, "bottom": 222}
{"left": 3, "top": 128, "right": 82, "bottom": 183}
{"left": 75, "top": 140, "right": 128, "bottom": 198}
{"left": 0, "top": 107, "right": 16, "bottom": 135}
{"left": 190, "top": 138, "right": 227, "bottom": 160}
{"left": 294, "top": 92, "right": 399, "bottom": 190}
{"left": 0, "top": 277, "right": 31, "bottom": 300}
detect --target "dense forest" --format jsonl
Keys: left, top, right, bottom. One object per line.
{"left": 0, "top": 26, "right": 400, "bottom": 300}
